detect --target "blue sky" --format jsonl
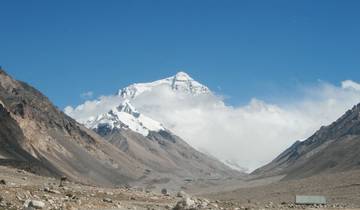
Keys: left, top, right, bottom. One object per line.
{"left": 1, "top": 0, "right": 360, "bottom": 108}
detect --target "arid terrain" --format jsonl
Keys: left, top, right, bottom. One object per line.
{"left": 204, "top": 169, "right": 360, "bottom": 210}
{"left": 1, "top": 164, "right": 360, "bottom": 210}
{"left": 0, "top": 165, "right": 178, "bottom": 210}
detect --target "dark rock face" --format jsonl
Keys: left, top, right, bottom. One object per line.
{"left": 150, "top": 130, "right": 177, "bottom": 143}
{"left": 253, "top": 103, "right": 360, "bottom": 179}
{"left": 94, "top": 123, "right": 113, "bottom": 136}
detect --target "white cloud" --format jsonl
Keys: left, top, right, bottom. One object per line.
{"left": 341, "top": 80, "right": 360, "bottom": 91}
{"left": 80, "top": 91, "right": 94, "bottom": 99}
{"left": 65, "top": 80, "right": 360, "bottom": 172}
{"left": 65, "top": 95, "right": 123, "bottom": 122}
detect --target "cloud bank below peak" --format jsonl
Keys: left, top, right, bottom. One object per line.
{"left": 65, "top": 78, "right": 360, "bottom": 172}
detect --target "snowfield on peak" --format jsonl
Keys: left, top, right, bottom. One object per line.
{"left": 118, "top": 71, "right": 211, "bottom": 99}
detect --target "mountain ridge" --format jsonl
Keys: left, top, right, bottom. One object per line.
{"left": 0, "top": 69, "right": 148, "bottom": 186}
{"left": 117, "top": 71, "right": 211, "bottom": 99}
{"left": 253, "top": 103, "right": 360, "bottom": 179}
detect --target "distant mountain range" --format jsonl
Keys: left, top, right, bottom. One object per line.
{"left": 2, "top": 67, "right": 360, "bottom": 189}
{"left": 0, "top": 69, "right": 240, "bottom": 189}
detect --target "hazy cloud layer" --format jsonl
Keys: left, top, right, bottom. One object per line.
{"left": 65, "top": 80, "right": 360, "bottom": 172}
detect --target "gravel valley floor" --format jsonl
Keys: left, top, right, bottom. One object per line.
{"left": 1, "top": 165, "right": 360, "bottom": 210}
{"left": 203, "top": 169, "right": 360, "bottom": 210}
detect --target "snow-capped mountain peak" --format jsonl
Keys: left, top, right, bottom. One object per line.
{"left": 170, "top": 71, "right": 210, "bottom": 94}
{"left": 77, "top": 71, "right": 211, "bottom": 137}
{"left": 118, "top": 71, "right": 211, "bottom": 99}
{"left": 84, "top": 100, "right": 164, "bottom": 136}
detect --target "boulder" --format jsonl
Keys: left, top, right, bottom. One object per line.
{"left": 173, "top": 197, "right": 197, "bottom": 210}
{"left": 161, "top": 188, "right": 168, "bottom": 195}
{"left": 176, "top": 191, "right": 187, "bottom": 198}
{"left": 29, "top": 200, "right": 45, "bottom": 209}
{"left": 103, "top": 198, "right": 113, "bottom": 203}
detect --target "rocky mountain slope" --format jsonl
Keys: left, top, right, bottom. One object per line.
{"left": 97, "top": 126, "right": 240, "bottom": 189}
{"left": 253, "top": 103, "right": 360, "bottom": 179}
{"left": 0, "top": 69, "right": 148, "bottom": 186}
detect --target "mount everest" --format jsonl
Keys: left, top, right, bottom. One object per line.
{"left": 65, "top": 71, "right": 360, "bottom": 172}
{"left": 65, "top": 71, "right": 249, "bottom": 172}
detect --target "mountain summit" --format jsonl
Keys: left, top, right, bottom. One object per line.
{"left": 79, "top": 71, "right": 211, "bottom": 137}
{"left": 118, "top": 71, "right": 210, "bottom": 99}
{"left": 71, "top": 71, "right": 211, "bottom": 136}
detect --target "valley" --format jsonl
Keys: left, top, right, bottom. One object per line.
{"left": 1, "top": 68, "right": 360, "bottom": 210}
